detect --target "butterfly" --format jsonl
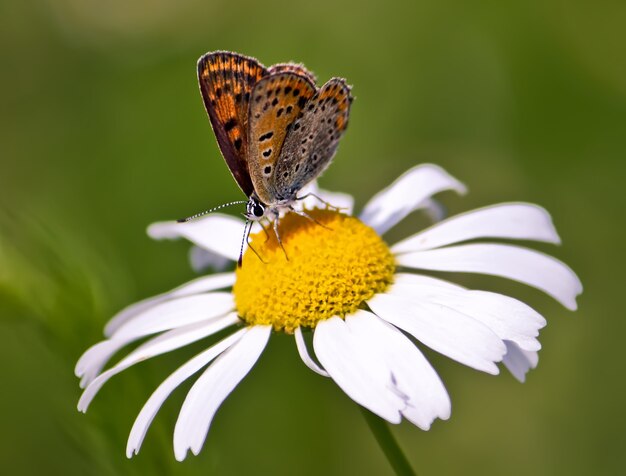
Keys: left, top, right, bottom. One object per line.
{"left": 181, "top": 51, "right": 352, "bottom": 264}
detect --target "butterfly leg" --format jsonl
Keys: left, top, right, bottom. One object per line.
{"left": 247, "top": 237, "right": 267, "bottom": 265}
{"left": 259, "top": 219, "right": 271, "bottom": 242}
{"left": 289, "top": 206, "right": 333, "bottom": 231}
{"left": 296, "top": 193, "right": 347, "bottom": 212}
{"left": 273, "top": 218, "right": 289, "bottom": 261}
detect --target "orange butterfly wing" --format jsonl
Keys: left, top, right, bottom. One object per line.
{"left": 197, "top": 51, "right": 267, "bottom": 196}
{"left": 247, "top": 72, "right": 316, "bottom": 204}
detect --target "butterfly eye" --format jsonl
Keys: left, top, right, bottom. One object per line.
{"left": 253, "top": 203, "right": 265, "bottom": 218}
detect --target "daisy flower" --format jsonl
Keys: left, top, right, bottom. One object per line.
{"left": 75, "top": 164, "right": 582, "bottom": 461}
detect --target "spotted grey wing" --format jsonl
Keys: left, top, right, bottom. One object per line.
{"left": 247, "top": 72, "right": 317, "bottom": 205}
{"left": 197, "top": 51, "right": 268, "bottom": 197}
{"left": 272, "top": 78, "right": 352, "bottom": 201}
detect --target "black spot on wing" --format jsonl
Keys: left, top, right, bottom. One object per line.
{"left": 224, "top": 118, "right": 237, "bottom": 132}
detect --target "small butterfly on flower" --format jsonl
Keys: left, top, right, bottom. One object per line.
{"left": 179, "top": 51, "right": 353, "bottom": 264}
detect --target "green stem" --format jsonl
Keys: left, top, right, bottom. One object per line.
{"left": 360, "top": 407, "right": 417, "bottom": 476}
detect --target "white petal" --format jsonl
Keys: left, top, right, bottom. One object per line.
{"left": 345, "top": 312, "right": 450, "bottom": 430}
{"left": 389, "top": 283, "right": 545, "bottom": 352}
{"left": 78, "top": 284, "right": 236, "bottom": 386}
{"left": 313, "top": 315, "right": 403, "bottom": 423}
{"left": 75, "top": 273, "right": 235, "bottom": 388}
{"left": 392, "top": 203, "right": 561, "bottom": 254}
{"left": 396, "top": 243, "right": 583, "bottom": 310}
{"left": 189, "top": 246, "right": 232, "bottom": 273}
{"left": 173, "top": 325, "right": 271, "bottom": 461}
{"left": 502, "top": 341, "right": 539, "bottom": 383}
{"left": 359, "top": 164, "right": 467, "bottom": 235}
{"left": 104, "top": 273, "right": 236, "bottom": 337}
{"left": 392, "top": 272, "right": 464, "bottom": 291}
{"left": 297, "top": 181, "right": 355, "bottom": 215}
{"left": 78, "top": 313, "right": 240, "bottom": 412}
{"left": 294, "top": 327, "right": 329, "bottom": 377}
{"left": 126, "top": 328, "right": 247, "bottom": 457}
{"left": 368, "top": 293, "right": 506, "bottom": 374}
{"left": 148, "top": 213, "right": 244, "bottom": 261}
{"left": 420, "top": 198, "right": 447, "bottom": 222}
{"left": 111, "top": 293, "right": 234, "bottom": 340}
{"left": 76, "top": 338, "right": 134, "bottom": 388}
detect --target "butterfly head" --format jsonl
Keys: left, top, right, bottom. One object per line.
{"left": 245, "top": 196, "right": 267, "bottom": 221}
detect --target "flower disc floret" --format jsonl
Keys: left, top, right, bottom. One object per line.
{"left": 234, "top": 209, "right": 395, "bottom": 332}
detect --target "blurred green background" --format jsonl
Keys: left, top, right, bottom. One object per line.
{"left": 1, "top": 0, "right": 624, "bottom": 474}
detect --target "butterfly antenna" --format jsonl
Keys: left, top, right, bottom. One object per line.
{"left": 237, "top": 219, "right": 250, "bottom": 267}
{"left": 177, "top": 200, "right": 247, "bottom": 223}
{"left": 238, "top": 219, "right": 267, "bottom": 267}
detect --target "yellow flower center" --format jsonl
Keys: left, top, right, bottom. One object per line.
{"left": 233, "top": 209, "right": 396, "bottom": 333}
